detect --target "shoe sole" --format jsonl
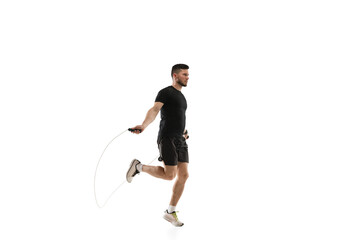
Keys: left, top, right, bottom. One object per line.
{"left": 163, "top": 214, "right": 184, "bottom": 227}
{"left": 126, "top": 159, "right": 139, "bottom": 183}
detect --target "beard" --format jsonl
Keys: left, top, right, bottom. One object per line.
{"left": 178, "top": 79, "right": 188, "bottom": 87}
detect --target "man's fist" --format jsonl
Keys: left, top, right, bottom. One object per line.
{"left": 129, "top": 125, "right": 144, "bottom": 134}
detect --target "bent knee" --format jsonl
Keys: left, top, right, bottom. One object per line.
{"left": 178, "top": 172, "right": 189, "bottom": 182}
{"left": 164, "top": 172, "right": 177, "bottom": 181}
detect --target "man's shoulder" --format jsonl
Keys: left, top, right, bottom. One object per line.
{"left": 156, "top": 86, "right": 173, "bottom": 103}
{"left": 159, "top": 86, "right": 173, "bottom": 92}
{"left": 157, "top": 86, "right": 174, "bottom": 95}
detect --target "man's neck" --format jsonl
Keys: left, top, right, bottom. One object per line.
{"left": 172, "top": 82, "right": 182, "bottom": 91}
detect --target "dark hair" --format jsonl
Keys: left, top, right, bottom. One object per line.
{"left": 171, "top": 64, "right": 189, "bottom": 77}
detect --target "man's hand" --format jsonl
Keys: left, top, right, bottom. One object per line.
{"left": 129, "top": 125, "right": 145, "bottom": 134}
{"left": 183, "top": 129, "right": 189, "bottom": 139}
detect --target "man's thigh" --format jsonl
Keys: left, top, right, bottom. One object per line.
{"left": 164, "top": 164, "right": 177, "bottom": 179}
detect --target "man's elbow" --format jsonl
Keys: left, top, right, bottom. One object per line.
{"left": 152, "top": 105, "right": 162, "bottom": 114}
{"left": 152, "top": 107, "right": 160, "bottom": 116}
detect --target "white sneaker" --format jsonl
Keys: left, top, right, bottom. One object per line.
{"left": 126, "top": 159, "right": 140, "bottom": 183}
{"left": 163, "top": 210, "right": 184, "bottom": 227}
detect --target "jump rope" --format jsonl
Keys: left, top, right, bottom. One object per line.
{"left": 93, "top": 128, "right": 159, "bottom": 208}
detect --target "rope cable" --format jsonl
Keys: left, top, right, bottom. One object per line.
{"left": 94, "top": 129, "right": 158, "bottom": 208}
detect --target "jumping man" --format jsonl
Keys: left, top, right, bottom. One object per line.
{"left": 126, "top": 64, "right": 190, "bottom": 227}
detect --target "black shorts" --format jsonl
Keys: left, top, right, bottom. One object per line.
{"left": 157, "top": 137, "right": 189, "bottom": 166}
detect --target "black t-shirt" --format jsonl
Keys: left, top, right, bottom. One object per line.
{"left": 155, "top": 86, "right": 187, "bottom": 141}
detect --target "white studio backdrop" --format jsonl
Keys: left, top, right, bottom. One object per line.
{"left": 0, "top": 0, "right": 359, "bottom": 239}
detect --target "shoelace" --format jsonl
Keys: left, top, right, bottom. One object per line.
{"left": 171, "top": 211, "right": 179, "bottom": 221}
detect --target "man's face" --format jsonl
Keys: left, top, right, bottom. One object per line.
{"left": 175, "top": 69, "right": 189, "bottom": 87}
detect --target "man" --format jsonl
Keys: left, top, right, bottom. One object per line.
{"left": 126, "top": 64, "right": 190, "bottom": 227}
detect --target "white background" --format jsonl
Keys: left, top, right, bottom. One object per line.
{"left": 1, "top": 0, "right": 359, "bottom": 239}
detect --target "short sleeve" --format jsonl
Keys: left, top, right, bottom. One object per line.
{"left": 155, "top": 88, "right": 168, "bottom": 104}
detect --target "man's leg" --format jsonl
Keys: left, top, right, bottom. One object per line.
{"left": 142, "top": 164, "right": 177, "bottom": 180}
{"left": 141, "top": 137, "right": 178, "bottom": 181}
{"left": 170, "top": 162, "right": 189, "bottom": 206}
{"left": 163, "top": 162, "right": 188, "bottom": 227}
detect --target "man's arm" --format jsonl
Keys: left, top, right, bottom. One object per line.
{"left": 131, "top": 102, "right": 164, "bottom": 134}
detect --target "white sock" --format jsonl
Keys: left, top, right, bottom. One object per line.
{"left": 167, "top": 205, "right": 176, "bottom": 213}
{"left": 136, "top": 163, "right": 143, "bottom": 172}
